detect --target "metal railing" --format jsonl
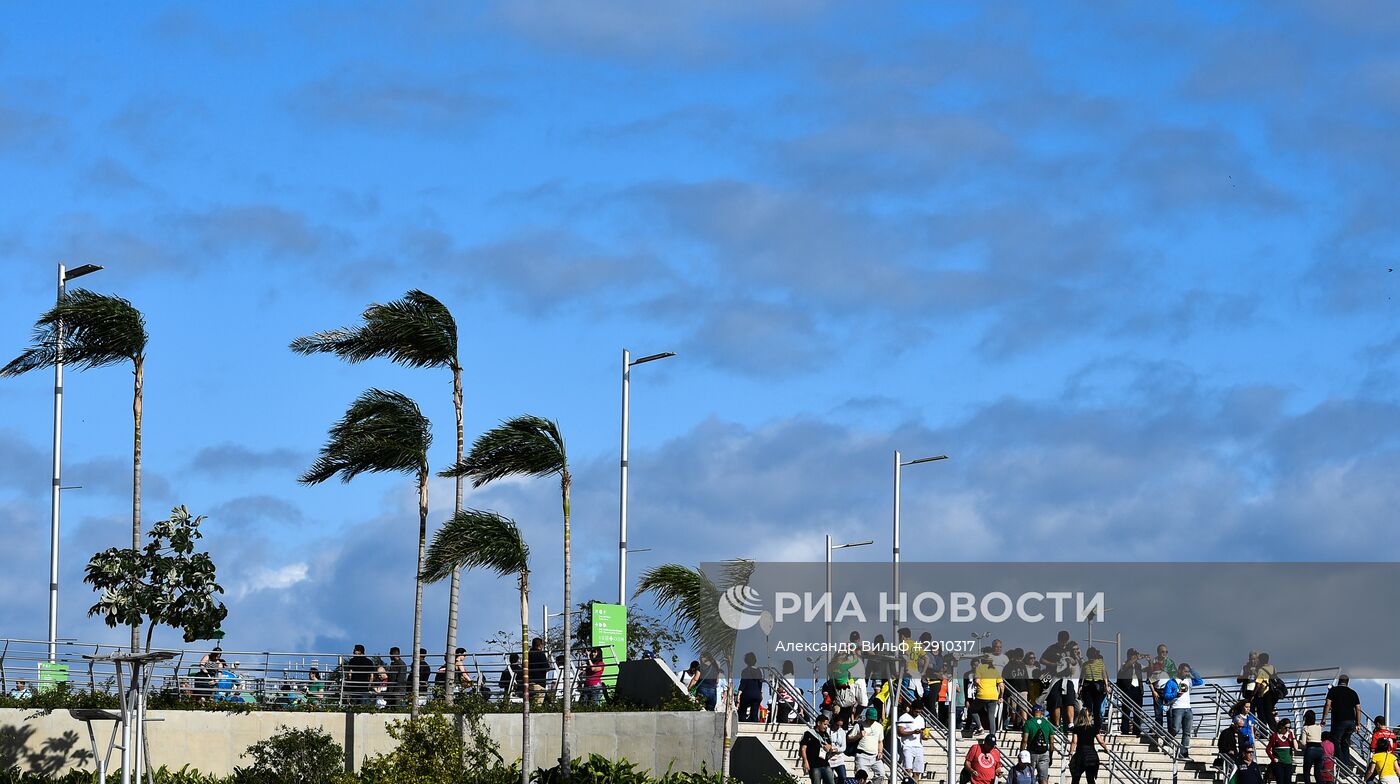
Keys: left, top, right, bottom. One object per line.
{"left": 0, "top": 636, "right": 621, "bottom": 709}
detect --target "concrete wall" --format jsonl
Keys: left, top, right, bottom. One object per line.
{"left": 0, "top": 708, "right": 724, "bottom": 778}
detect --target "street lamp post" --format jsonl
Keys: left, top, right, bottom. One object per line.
{"left": 825, "top": 536, "right": 873, "bottom": 660}
{"left": 48, "top": 261, "right": 102, "bottom": 663}
{"left": 890, "top": 450, "right": 947, "bottom": 784}
{"left": 618, "top": 349, "right": 675, "bottom": 606}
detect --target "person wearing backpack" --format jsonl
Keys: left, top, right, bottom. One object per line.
{"left": 1022, "top": 702, "right": 1057, "bottom": 784}
{"left": 1255, "top": 653, "right": 1280, "bottom": 731}
{"left": 1011, "top": 751, "right": 1037, "bottom": 784}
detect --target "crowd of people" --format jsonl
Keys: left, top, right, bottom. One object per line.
{"left": 745, "top": 628, "right": 1375, "bottom": 784}
{"left": 164, "top": 641, "right": 614, "bottom": 708}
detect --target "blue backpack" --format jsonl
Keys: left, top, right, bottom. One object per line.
{"left": 1162, "top": 679, "right": 1180, "bottom": 702}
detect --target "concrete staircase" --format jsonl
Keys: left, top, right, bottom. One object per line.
{"left": 734, "top": 722, "right": 1227, "bottom": 784}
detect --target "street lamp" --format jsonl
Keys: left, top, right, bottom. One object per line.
{"left": 618, "top": 349, "right": 675, "bottom": 606}
{"left": 890, "top": 450, "right": 947, "bottom": 784}
{"left": 825, "top": 536, "right": 873, "bottom": 658}
{"left": 48, "top": 261, "right": 103, "bottom": 663}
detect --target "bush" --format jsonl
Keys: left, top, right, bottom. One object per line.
{"left": 232, "top": 726, "right": 348, "bottom": 784}
{"left": 358, "top": 712, "right": 507, "bottom": 784}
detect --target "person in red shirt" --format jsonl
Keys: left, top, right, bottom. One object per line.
{"left": 965, "top": 733, "right": 1003, "bottom": 784}
{"left": 1370, "top": 716, "right": 1396, "bottom": 752}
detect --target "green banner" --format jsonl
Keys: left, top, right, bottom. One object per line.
{"left": 590, "top": 602, "right": 627, "bottom": 693}
{"left": 37, "top": 662, "right": 69, "bottom": 693}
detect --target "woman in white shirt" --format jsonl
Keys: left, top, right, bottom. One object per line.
{"left": 829, "top": 714, "right": 851, "bottom": 781}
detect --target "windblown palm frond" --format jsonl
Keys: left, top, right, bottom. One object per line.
{"left": 634, "top": 563, "right": 740, "bottom": 659}
{"left": 300, "top": 389, "right": 432, "bottom": 484}
{"left": 1, "top": 289, "right": 147, "bottom": 376}
{"left": 439, "top": 415, "right": 565, "bottom": 485}
{"left": 289, "top": 289, "right": 457, "bottom": 369}
{"left": 422, "top": 509, "right": 529, "bottom": 583}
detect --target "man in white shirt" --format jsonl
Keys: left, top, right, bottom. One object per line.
{"left": 852, "top": 707, "right": 888, "bottom": 783}
{"left": 898, "top": 703, "right": 927, "bottom": 780}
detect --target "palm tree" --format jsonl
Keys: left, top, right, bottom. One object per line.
{"left": 422, "top": 509, "right": 532, "bottom": 784}
{"left": 2, "top": 289, "right": 148, "bottom": 653}
{"left": 440, "top": 415, "right": 574, "bottom": 774}
{"left": 289, "top": 290, "right": 470, "bottom": 668}
{"left": 634, "top": 561, "right": 753, "bottom": 782}
{"left": 300, "top": 389, "right": 432, "bottom": 718}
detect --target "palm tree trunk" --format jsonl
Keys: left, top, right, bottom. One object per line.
{"left": 446, "top": 365, "right": 464, "bottom": 668}
{"left": 411, "top": 465, "right": 428, "bottom": 720}
{"left": 559, "top": 469, "right": 573, "bottom": 779}
{"left": 520, "top": 569, "right": 531, "bottom": 784}
{"left": 131, "top": 355, "right": 143, "bottom": 653}
{"left": 720, "top": 656, "right": 734, "bottom": 780}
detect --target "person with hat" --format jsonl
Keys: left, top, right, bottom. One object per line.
{"left": 965, "top": 732, "right": 1003, "bottom": 784}
{"left": 851, "top": 706, "right": 888, "bottom": 783}
{"left": 1011, "top": 750, "right": 1037, "bottom": 784}
{"left": 1021, "top": 702, "right": 1057, "bottom": 784}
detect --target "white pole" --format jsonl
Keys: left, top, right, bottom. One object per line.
{"left": 825, "top": 534, "right": 832, "bottom": 663}
{"left": 1386, "top": 683, "right": 1391, "bottom": 728}
{"left": 889, "top": 450, "right": 901, "bottom": 780}
{"left": 542, "top": 604, "right": 548, "bottom": 641}
{"left": 48, "top": 262, "right": 66, "bottom": 664}
{"left": 949, "top": 675, "right": 958, "bottom": 784}
{"left": 618, "top": 348, "right": 630, "bottom": 606}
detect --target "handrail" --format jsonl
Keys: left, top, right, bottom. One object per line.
{"left": 1005, "top": 682, "right": 1152, "bottom": 784}
{"left": 1108, "top": 681, "right": 1188, "bottom": 759}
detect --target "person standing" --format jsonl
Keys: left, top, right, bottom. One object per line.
{"left": 1366, "top": 739, "right": 1400, "bottom": 784}
{"left": 1068, "top": 710, "right": 1111, "bottom": 784}
{"left": 829, "top": 714, "right": 851, "bottom": 783}
{"left": 1268, "top": 718, "right": 1299, "bottom": 784}
{"left": 696, "top": 653, "right": 720, "bottom": 711}
{"left": 964, "top": 733, "right": 1003, "bottom": 784}
{"left": 898, "top": 700, "right": 927, "bottom": 780}
{"left": 801, "top": 714, "right": 837, "bottom": 784}
{"left": 527, "top": 638, "right": 550, "bottom": 705}
{"left": 851, "top": 706, "right": 888, "bottom": 783}
{"left": 1371, "top": 716, "right": 1397, "bottom": 753}
{"left": 972, "top": 654, "right": 1005, "bottom": 736}
{"left": 1300, "top": 711, "right": 1324, "bottom": 784}
{"left": 1147, "top": 644, "right": 1176, "bottom": 730}
{"left": 344, "top": 644, "right": 376, "bottom": 705}
{"left": 1081, "top": 648, "right": 1110, "bottom": 732}
{"left": 1165, "top": 662, "right": 1204, "bottom": 759}
{"left": 737, "top": 652, "right": 764, "bottom": 721}
{"left": 386, "top": 647, "right": 408, "bottom": 706}
{"left": 1323, "top": 675, "right": 1361, "bottom": 771}
{"left": 1255, "top": 653, "right": 1279, "bottom": 730}
{"left": 1116, "top": 649, "right": 1144, "bottom": 736}
{"left": 1021, "top": 703, "right": 1057, "bottom": 784}
{"left": 776, "top": 660, "right": 800, "bottom": 723}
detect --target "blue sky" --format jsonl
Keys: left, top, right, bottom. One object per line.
{"left": 1, "top": 1, "right": 1398, "bottom": 662}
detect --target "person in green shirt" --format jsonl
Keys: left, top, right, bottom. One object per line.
{"left": 1022, "top": 703, "right": 1057, "bottom": 784}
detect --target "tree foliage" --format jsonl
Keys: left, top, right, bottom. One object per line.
{"left": 84, "top": 506, "right": 227, "bottom": 647}
{"left": 0, "top": 288, "right": 147, "bottom": 376}
{"left": 289, "top": 289, "right": 458, "bottom": 371}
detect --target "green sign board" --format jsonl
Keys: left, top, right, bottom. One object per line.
{"left": 590, "top": 603, "right": 627, "bottom": 692}
{"left": 37, "top": 662, "right": 69, "bottom": 693}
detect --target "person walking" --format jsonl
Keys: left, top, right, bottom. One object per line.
{"left": 1301, "top": 711, "right": 1325, "bottom": 784}
{"left": 1165, "top": 662, "right": 1203, "bottom": 759}
{"left": 851, "top": 706, "right": 888, "bottom": 783}
{"left": 1068, "top": 710, "right": 1112, "bottom": 784}
{"left": 1081, "top": 647, "right": 1110, "bottom": 732}
{"left": 738, "top": 652, "right": 764, "bottom": 721}
{"left": 1268, "top": 718, "right": 1299, "bottom": 784}
{"left": 1021, "top": 703, "right": 1057, "bottom": 784}
{"left": 964, "top": 733, "right": 1003, "bottom": 784}
{"left": 1323, "top": 675, "right": 1362, "bottom": 771}
{"left": 1365, "top": 739, "right": 1400, "bottom": 784}
{"left": 898, "top": 700, "right": 927, "bottom": 780}
{"left": 801, "top": 714, "right": 838, "bottom": 784}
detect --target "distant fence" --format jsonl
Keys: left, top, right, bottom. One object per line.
{"left": 0, "top": 637, "right": 623, "bottom": 708}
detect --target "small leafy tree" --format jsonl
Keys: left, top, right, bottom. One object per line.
{"left": 84, "top": 505, "right": 227, "bottom": 650}
{"left": 234, "top": 725, "right": 349, "bottom": 784}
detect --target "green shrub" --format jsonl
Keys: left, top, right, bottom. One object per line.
{"left": 232, "top": 726, "right": 348, "bottom": 784}
{"left": 358, "top": 712, "right": 507, "bottom": 784}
